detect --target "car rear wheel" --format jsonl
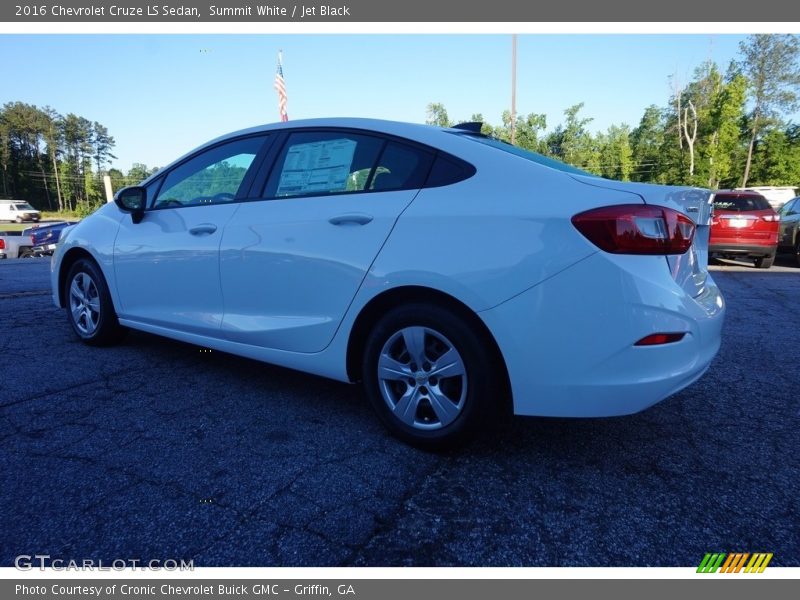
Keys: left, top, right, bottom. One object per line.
{"left": 754, "top": 253, "right": 775, "bottom": 269}
{"left": 362, "top": 303, "right": 494, "bottom": 450}
{"left": 65, "top": 258, "right": 127, "bottom": 346}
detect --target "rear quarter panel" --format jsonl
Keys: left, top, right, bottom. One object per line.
{"left": 366, "top": 152, "right": 644, "bottom": 312}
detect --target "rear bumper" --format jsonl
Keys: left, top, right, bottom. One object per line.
{"left": 33, "top": 243, "right": 57, "bottom": 256}
{"left": 478, "top": 252, "right": 725, "bottom": 417}
{"left": 710, "top": 243, "right": 777, "bottom": 257}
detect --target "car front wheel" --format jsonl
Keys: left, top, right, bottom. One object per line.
{"left": 362, "top": 303, "right": 494, "bottom": 450}
{"left": 65, "top": 258, "right": 127, "bottom": 345}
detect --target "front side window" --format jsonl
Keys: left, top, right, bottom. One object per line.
{"left": 779, "top": 198, "right": 797, "bottom": 215}
{"left": 153, "top": 136, "right": 265, "bottom": 208}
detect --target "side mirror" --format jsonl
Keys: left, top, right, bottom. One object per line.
{"left": 114, "top": 186, "right": 146, "bottom": 224}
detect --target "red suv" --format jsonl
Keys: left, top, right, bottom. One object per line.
{"left": 710, "top": 191, "right": 780, "bottom": 268}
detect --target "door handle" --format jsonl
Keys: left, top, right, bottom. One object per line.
{"left": 189, "top": 224, "right": 218, "bottom": 235}
{"left": 328, "top": 213, "right": 373, "bottom": 226}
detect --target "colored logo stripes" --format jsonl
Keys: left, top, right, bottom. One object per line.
{"left": 697, "top": 553, "right": 773, "bottom": 573}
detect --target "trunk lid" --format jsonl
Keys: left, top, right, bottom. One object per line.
{"left": 570, "top": 175, "right": 714, "bottom": 298}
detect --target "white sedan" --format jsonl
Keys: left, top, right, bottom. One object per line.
{"left": 51, "top": 118, "right": 724, "bottom": 448}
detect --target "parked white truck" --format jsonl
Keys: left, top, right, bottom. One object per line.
{"left": 0, "top": 230, "right": 35, "bottom": 259}
{"left": 0, "top": 199, "right": 41, "bottom": 223}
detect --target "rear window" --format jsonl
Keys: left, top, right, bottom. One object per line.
{"left": 713, "top": 195, "right": 771, "bottom": 211}
{"left": 456, "top": 132, "right": 594, "bottom": 176}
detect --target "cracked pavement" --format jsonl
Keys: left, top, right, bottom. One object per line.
{"left": 0, "top": 257, "right": 798, "bottom": 566}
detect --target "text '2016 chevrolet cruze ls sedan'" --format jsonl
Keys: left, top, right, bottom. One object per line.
{"left": 51, "top": 119, "right": 725, "bottom": 448}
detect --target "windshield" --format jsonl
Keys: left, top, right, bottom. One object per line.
{"left": 13, "top": 203, "right": 36, "bottom": 211}
{"left": 456, "top": 133, "right": 595, "bottom": 177}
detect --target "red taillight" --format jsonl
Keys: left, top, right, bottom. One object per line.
{"left": 635, "top": 333, "right": 686, "bottom": 346}
{"left": 571, "top": 204, "right": 695, "bottom": 255}
{"left": 0, "top": 239, "right": 5, "bottom": 250}
{"left": 761, "top": 214, "right": 780, "bottom": 222}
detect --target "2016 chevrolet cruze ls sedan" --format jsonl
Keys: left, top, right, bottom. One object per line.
{"left": 51, "top": 119, "right": 725, "bottom": 448}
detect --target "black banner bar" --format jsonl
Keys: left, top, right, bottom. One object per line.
{"left": 4, "top": 579, "right": 799, "bottom": 600}
{"left": 2, "top": 0, "right": 800, "bottom": 22}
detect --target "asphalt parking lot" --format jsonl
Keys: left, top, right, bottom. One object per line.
{"left": 0, "top": 256, "right": 798, "bottom": 567}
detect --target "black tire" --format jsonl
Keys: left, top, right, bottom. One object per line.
{"left": 754, "top": 253, "right": 775, "bottom": 269}
{"left": 64, "top": 258, "right": 127, "bottom": 346}
{"left": 15, "top": 217, "right": 23, "bottom": 223}
{"left": 362, "top": 303, "right": 495, "bottom": 450}
{"left": 18, "top": 247, "right": 33, "bottom": 259}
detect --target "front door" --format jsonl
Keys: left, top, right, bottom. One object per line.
{"left": 113, "top": 135, "right": 268, "bottom": 336}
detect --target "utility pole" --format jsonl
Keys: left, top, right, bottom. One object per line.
{"left": 511, "top": 34, "right": 517, "bottom": 145}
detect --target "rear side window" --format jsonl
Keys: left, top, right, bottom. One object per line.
{"left": 265, "top": 132, "right": 438, "bottom": 198}
{"left": 265, "top": 131, "right": 385, "bottom": 198}
{"left": 713, "top": 195, "right": 771, "bottom": 211}
{"left": 370, "top": 142, "right": 433, "bottom": 191}
{"left": 425, "top": 153, "right": 476, "bottom": 187}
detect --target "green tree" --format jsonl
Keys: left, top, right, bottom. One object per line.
{"left": 738, "top": 34, "right": 800, "bottom": 187}
{"left": 92, "top": 122, "right": 117, "bottom": 173}
{"left": 630, "top": 105, "right": 666, "bottom": 183}
{"left": 127, "top": 163, "right": 153, "bottom": 184}
{"left": 547, "top": 103, "right": 600, "bottom": 171}
{"left": 599, "top": 124, "right": 633, "bottom": 181}
{"left": 706, "top": 69, "right": 747, "bottom": 188}
{"left": 750, "top": 125, "right": 800, "bottom": 185}
{"left": 425, "top": 102, "right": 452, "bottom": 128}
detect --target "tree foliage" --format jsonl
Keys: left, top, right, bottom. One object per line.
{"left": 0, "top": 102, "right": 153, "bottom": 213}
{"left": 428, "top": 34, "right": 800, "bottom": 190}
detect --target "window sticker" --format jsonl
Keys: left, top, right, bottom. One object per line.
{"left": 276, "top": 138, "right": 357, "bottom": 196}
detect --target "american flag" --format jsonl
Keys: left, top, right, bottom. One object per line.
{"left": 274, "top": 52, "right": 288, "bottom": 122}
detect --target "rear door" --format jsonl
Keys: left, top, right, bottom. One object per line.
{"left": 219, "top": 129, "right": 434, "bottom": 353}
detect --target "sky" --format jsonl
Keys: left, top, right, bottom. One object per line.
{"left": 0, "top": 33, "right": 778, "bottom": 172}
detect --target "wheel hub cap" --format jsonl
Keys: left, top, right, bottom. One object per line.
{"left": 377, "top": 325, "right": 467, "bottom": 431}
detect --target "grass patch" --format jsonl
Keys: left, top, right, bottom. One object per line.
{"left": 1, "top": 212, "right": 81, "bottom": 232}
{"left": 0, "top": 223, "right": 29, "bottom": 232}
{"left": 42, "top": 211, "right": 82, "bottom": 220}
